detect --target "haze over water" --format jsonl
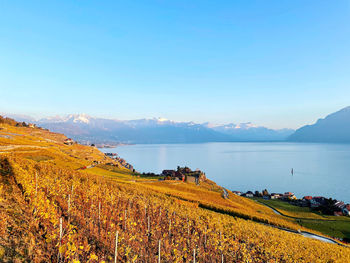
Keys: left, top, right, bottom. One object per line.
{"left": 101, "top": 142, "right": 350, "bottom": 203}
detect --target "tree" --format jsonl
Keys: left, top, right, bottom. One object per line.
{"left": 254, "top": 191, "right": 262, "bottom": 197}
{"left": 262, "top": 189, "right": 269, "bottom": 196}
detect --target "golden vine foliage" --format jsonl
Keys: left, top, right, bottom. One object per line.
{"left": 0, "top": 155, "right": 348, "bottom": 262}
{"left": 1, "top": 123, "right": 350, "bottom": 262}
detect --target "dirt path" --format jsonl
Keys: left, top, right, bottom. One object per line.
{"left": 0, "top": 145, "right": 47, "bottom": 152}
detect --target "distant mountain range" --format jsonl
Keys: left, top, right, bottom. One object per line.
{"left": 2, "top": 113, "right": 294, "bottom": 144}
{"left": 288, "top": 106, "right": 350, "bottom": 143}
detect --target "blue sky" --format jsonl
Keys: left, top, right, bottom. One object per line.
{"left": 0, "top": 1, "right": 349, "bottom": 129}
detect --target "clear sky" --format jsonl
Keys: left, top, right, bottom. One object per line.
{"left": 0, "top": 1, "right": 349, "bottom": 129}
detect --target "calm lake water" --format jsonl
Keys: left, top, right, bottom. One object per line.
{"left": 100, "top": 142, "right": 350, "bottom": 203}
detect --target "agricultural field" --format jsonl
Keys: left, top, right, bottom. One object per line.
{"left": 253, "top": 198, "right": 350, "bottom": 240}
{"left": 1, "top": 121, "right": 350, "bottom": 262}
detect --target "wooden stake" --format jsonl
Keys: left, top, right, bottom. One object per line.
{"left": 114, "top": 231, "right": 119, "bottom": 263}
{"left": 169, "top": 218, "right": 171, "bottom": 237}
{"left": 158, "top": 239, "right": 161, "bottom": 263}
{"left": 193, "top": 248, "right": 196, "bottom": 263}
{"left": 58, "top": 217, "right": 63, "bottom": 262}
{"left": 187, "top": 218, "right": 190, "bottom": 236}
{"left": 35, "top": 172, "right": 38, "bottom": 196}
{"left": 98, "top": 201, "right": 101, "bottom": 224}
{"left": 68, "top": 194, "right": 71, "bottom": 218}
{"left": 124, "top": 210, "right": 127, "bottom": 230}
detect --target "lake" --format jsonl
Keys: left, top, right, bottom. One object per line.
{"left": 100, "top": 142, "right": 350, "bottom": 203}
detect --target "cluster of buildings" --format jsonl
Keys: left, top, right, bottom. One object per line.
{"left": 104, "top": 152, "right": 134, "bottom": 171}
{"left": 233, "top": 190, "right": 350, "bottom": 217}
{"left": 233, "top": 191, "right": 297, "bottom": 200}
{"left": 104, "top": 152, "right": 117, "bottom": 157}
{"left": 161, "top": 167, "right": 206, "bottom": 184}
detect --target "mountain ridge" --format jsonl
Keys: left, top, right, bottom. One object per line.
{"left": 2, "top": 113, "right": 294, "bottom": 144}
{"left": 288, "top": 106, "right": 350, "bottom": 143}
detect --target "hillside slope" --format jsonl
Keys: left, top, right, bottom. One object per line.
{"left": 0, "top": 119, "right": 349, "bottom": 262}
{"left": 289, "top": 106, "right": 350, "bottom": 143}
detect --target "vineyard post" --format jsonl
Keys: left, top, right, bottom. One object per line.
{"left": 124, "top": 209, "right": 127, "bottom": 230}
{"left": 221, "top": 253, "right": 224, "bottom": 263}
{"left": 193, "top": 248, "right": 196, "bottom": 263}
{"left": 35, "top": 172, "right": 38, "bottom": 196}
{"left": 98, "top": 201, "right": 101, "bottom": 223}
{"left": 187, "top": 218, "right": 190, "bottom": 236}
{"left": 168, "top": 218, "right": 171, "bottom": 237}
{"left": 58, "top": 217, "right": 63, "bottom": 262}
{"left": 59, "top": 217, "right": 63, "bottom": 241}
{"left": 147, "top": 213, "right": 150, "bottom": 234}
{"left": 68, "top": 194, "right": 71, "bottom": 218}
{"left": 158, "top": 239, "right": 161, "bottom": 263}
{"left": 114, "top": 231, "right": 119, "bottom": 263}
{"left": 34, "top": 172, "right": 38, "bottom": 213}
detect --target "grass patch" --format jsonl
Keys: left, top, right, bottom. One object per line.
{"left": 299, "top": 219, "right": 350, "bottom": 240}
{"left": 253, "top": 197, "right": 350, "bottom": 239}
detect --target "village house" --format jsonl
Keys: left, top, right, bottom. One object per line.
{"left": 300, "top": 196, "right": 313, "bottom": 206}
{"left": 162, "top": 170, "right": 177, "bottom": 177}
{"left": 344, "top": 204, "right": 350, "bottom": 216}
{"left": 334, "top": 201, "right": 350, "bottom": 216}
{"left": 303, "top": 196, "right": 313, "bottom": 201}
{"left": 232, "top": 191, "right": 242, "bottom": 196}
{"left": 167, "top": 167, "right": 206, "bottom": 184}
{"left": 335, "top": 201, "right": 345, "bottom": 210}
{"left": 161, "top": 168, "right": 189, "bottom": 182}
{"left": 270, "top": 193, "right": 282, "bottom": 199}
{"left": 313, "top": 196, "right": 326, "bottom": 205}
{"left": 310, "top": 196, "right": 326, "bottom": 208}
{"left": 342, "top": 208, "right": 350, "bottom": 216}
{"left": 310, "top": 199, "right": 320, "bottom": 208}
{"left": 243, "top": 191, "right": 254, "bottom": 198}
{"left": 64, "top": 138, "right": 74, "bottom": 145}
{"left": 283, "top": 192, "right": 297, "bottom": 200}
{"left": 185, "top": 171, "right": 202, "bottom": 184}
{"left": 334, "top": 211, "right": 343, "bottom": 216}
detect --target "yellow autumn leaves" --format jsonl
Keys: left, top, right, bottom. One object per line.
{"left": 2, "top": 155, "right": 350, "bottom": 262}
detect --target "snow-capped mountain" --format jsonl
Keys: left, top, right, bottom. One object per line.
{"left": 210, "top": 122, "right": 294, "bottom": 141}
{"left": 288, "top": 106, "right": 350, "bottom": 143}
{"left": 2, "top": 113, "right": 295, "bottom": 144}
{"left": 39, "top": 114, "right": 91, "bottom": 124}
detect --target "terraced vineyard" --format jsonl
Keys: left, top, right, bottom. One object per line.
{"left": 1, "top": 121, "right": 350, "bottom": 262}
